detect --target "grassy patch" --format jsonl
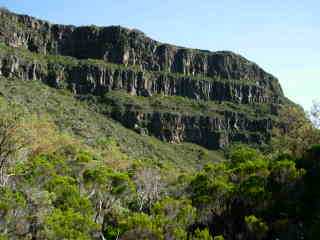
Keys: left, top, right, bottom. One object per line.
{"left": 0, "top": 76, "right": 225, "bottom": 172}
{"left": 100, "top": 90, "right": 275, "bottom": 120}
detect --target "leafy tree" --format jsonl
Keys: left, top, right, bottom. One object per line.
{"left": 266, "top": 159, "right": 305, "bottom": 219}
{"left": 119, "top": 213, "right": 163, "bottom": 240}
{"left": 24, "top": 188, "right": 54, "bottom": 239}
{"left": 153, "top": 197, "right": 195, "bottom": 226}
{"left": 0, "top": 103, "right": 28, "bottom": 187}
{"left": 310, "top": 100, "right": 320, "bottom": 128}
{"left": 24, "top": 115, "right": 76, "bottom": 157}
{"left": 192, "top": 228, "right": 213, "bottom": 240}
{"left": 244, "top": 215, "right": 268, "bottom": 240}
{"left": 268, "top": 159, "right": 305, "bottom": 190}
{"left": 213, "top": 235, "right": 225, "bottom": 240}
{"left": 45, "top": 175, "right": 92, "bottom": 215}
{"left": 0, "top": 235, "right": 8, "bottom": 240}
{"left": 19, "top": 153, "right": 70, "bottom": 186}
{"left": 83, "top": 165, "right": 133, "bottom": 224}
{"left": 189, "top": 163, "right": 234, "bottom": 215}
{"left": 227, "top": 144, "right": 265, "bottom": 166}
{"left": 0, "top": 187, "right": 27, "bottom": 238}
{"left": 152, "top": 197, "right": 196, "bottom": 239}
{"left": 237, "top": 175, "right": 270, "bottom": 210}
{"left": 272, "top": 105, "right": 320, "bottom": 157}
{"left": 42, "top": 209, "right": 98, "bottom": 240}
{"left": 297, "top": 145, "right": 320, "bottom": 223}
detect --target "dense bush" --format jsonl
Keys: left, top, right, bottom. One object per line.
{"left": 0, "top": 83, "right": 319, "bottom": 239}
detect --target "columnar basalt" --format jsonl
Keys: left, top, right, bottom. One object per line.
{"left": 0, "top": 9, "right": 287, "bottom": 149}
{"left": 0, "top": 9, "right": 282, "bottom": 95}
{"left": 0, "top": 47, "right": 279, "bottom": 105}
{"left": 109, "top": 108, "right": 272, "bottom": 149}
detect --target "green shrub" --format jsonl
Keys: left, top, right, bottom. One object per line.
{"left": 245, "top": 215, "right": 268, "bottom": 240}
{"left": 45, "top": 175, "right": 92, "bottom": 214}
{"left": 43, "top": 209, "right": 98, "bottom": 240}
{"left": 192, "top": 228, "right": 213, "bottom": 240}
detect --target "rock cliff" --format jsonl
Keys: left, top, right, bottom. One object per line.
{"left": 0, "top": 9, "right": 282, "bottom": 94}
{"left": 0, "top": 8, "right": 286, "bottom": 149}
{"left": 0, "top": 46, "right": 276, "bottom": 104}
{"left": 105, "top": 98, "right": 272, "bottom": 149}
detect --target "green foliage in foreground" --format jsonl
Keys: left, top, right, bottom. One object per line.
{"left": 0, "top": 78, "right": 318, "bottom": 239}
{"left": 0, "top": 100, "right": 318, "bottom": 240}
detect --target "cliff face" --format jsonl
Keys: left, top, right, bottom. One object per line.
{"left": 0, "top": 9, "right": 286, "bottom": 149}
{"left": 0, "top": 9, "right": 283, "bottom": 94}
{"left": 108, "top": 108, "right": 272, "bottom": 149}
{"left": 0, "top": 49, "right": 275, "bottom": 104}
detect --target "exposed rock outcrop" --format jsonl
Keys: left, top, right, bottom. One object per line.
{"left": 0, "top": 9, "right": 282, "bottom": 97}
{"left": 0, "top": 47, "right": 279, "bottom": 105}
{"left": 0, "top": 9, "right": 286, "bottom": 149}
{"left": 109, "top": 108, "right": 272, "bottom": 149}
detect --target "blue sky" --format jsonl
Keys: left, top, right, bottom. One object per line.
{"left": 1, "top": 0, "right": 319, "bottom": 110}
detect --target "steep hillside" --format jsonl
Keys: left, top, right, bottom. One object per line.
{"left": 0, "top": 8, "right": 288, "bottom": 150}
{"left": 0, "top": 76, "right": 226, "bottom": 171}
{"left": 1, "top": 8, "right": 320, "bottom": 240}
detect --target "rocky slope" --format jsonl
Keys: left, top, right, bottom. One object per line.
{"left": 0, "top": 8, "right": 287, "bottom": 149}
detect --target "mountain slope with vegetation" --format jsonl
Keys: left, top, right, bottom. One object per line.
{"left": 0, "top": 8, "right": 319, "bottom": 240}
{"left": 0, "top": 8, "right": 287, "bottom": 149}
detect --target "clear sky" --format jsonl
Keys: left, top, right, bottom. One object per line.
{"left": 1, "top": 0, "right": 319, "bottom": 110}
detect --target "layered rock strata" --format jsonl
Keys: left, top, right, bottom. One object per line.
{"left": 0, "top": 9, "right": 285, "bottom": 149}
